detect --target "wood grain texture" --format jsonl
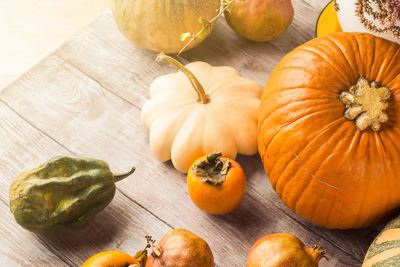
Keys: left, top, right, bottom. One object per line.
{"left": 1, "top": 52, "right": 365, "bottom": 266}
{"left": 0, "top": 0, "right": 383, "bottom": 266}
{"left": 0, "top": 100, "right": 172, "bottom": 266}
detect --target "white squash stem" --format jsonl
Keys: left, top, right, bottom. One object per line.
{"left": 156, "top": 53, "right": 210, "bottom": 104}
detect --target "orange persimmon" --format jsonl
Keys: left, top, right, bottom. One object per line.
{"left": 81, "top": 251, "right": 138, "bottom": 267}
{"left": 187, "top": 153, "right": 246, "bottom": 215}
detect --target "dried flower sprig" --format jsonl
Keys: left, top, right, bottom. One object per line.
{"left": 353, "top": 0, "right": 400, "bottom": 39}
{"left": 333, "top": 0, "right": 340, "bottom": 12}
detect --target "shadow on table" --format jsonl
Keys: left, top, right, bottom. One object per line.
{"left": 39, "top": 203, "right": 128, "bottom": 253}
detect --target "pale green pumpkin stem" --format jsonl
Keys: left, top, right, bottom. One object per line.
{"left": 113, "top": 166, "right": 136, "bottom": 182}
{"left": 156, "top": 53, "right": 210, "bottom": 104}
{"left": 177, "top": 0, "right": 235, "bottom": 55}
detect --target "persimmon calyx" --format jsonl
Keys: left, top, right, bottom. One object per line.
{"left": 339, "top": 77, "right": 392, "bottom": 131}
{"left": 192, "top": 153, "right": 231, "bottom": 185}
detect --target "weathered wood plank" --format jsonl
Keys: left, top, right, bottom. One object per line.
{"left": 0, "top": 102, "right": 70, "bottom": 266}
{"left": 0, "top": 198, "right": 68, "bottom": 267}
{"left": 0, "top": 52, "right": 366, "bottom": 266}
{"left": 0, "top": 100, "right": 172, "bottom": 266}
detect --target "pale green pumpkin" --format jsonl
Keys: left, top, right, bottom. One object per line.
{"left": 111, "top": 0, "right": 221, "bottom": 53}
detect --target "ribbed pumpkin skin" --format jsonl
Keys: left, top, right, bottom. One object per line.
{"left": 258, "top": 32, "right": 400, "bottom": 229}
{"left": 111, "top": 0, "right": 220, "bottom": 53}
{"left": 363, "top": 216, "right": 400, "bottom": 267}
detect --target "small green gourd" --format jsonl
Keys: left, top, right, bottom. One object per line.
{"left": 9, "top": 156, "right": 135, "bottom": 233}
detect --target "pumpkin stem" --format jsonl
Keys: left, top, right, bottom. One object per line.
{"left": 192, "top": 153, "right": 230, "bottom": 185}
{"left": 156, "top": 53, "right": 210, "bottom": 104}
{"left": 113, "top": 166, "right": 136, "bottom": 182}
{"left": 145, "top": 235, "right": 162, "bottom": 258}
{"left": 339, "top": 77, "right": 392, "bottom": 131}
{"left": 306, "top": 245, "right": 328, "bottom": 264}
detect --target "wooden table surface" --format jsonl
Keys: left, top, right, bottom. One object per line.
{"left": 0, "top": 1, "right": 382, "bottom": 266}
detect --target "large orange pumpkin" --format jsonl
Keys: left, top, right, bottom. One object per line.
{"left": 258, "top": 32, "right": 400, "bottom": 229}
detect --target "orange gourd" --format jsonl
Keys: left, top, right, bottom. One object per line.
{"left": 258, "top": 32, "right": 400, "bottom": 229}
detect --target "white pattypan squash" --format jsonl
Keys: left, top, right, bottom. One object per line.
{"left": 141, "top": 53, "right": 263, "bottom": 173}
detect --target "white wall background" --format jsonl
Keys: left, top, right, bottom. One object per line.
{"left": 0, "top": 0, "right": 109, "bottom": 89}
